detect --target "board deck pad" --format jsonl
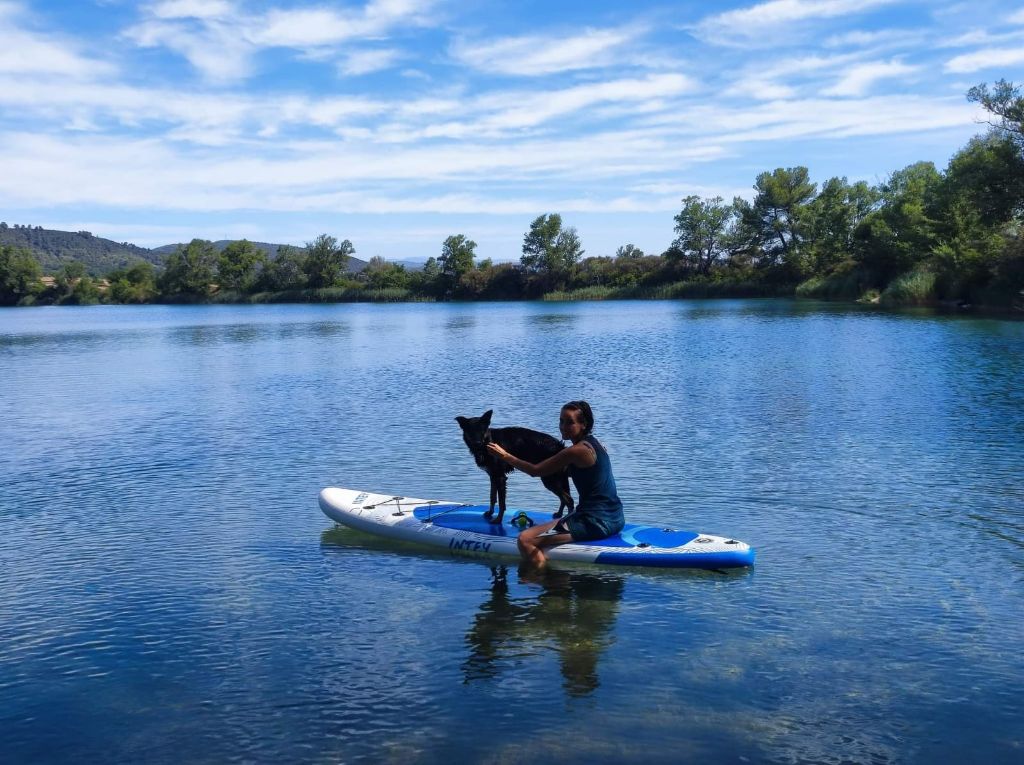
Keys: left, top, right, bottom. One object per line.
{"left": 412, "top": 506, "right": 699, "bottom": 548}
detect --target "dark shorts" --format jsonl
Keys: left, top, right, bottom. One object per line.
{"left": 556, "top": 512, "right": 623, "bottom": 542}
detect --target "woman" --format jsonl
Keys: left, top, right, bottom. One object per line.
{"left": 486, "top": 400, "right": 624, "bottom": 568}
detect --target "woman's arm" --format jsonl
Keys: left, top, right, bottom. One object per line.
{"left": 486, "top": 441, "right": 595, "bottom": 477}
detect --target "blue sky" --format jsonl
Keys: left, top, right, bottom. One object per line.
{"left": 2, "top": 0, "right": 1023, "bottom": 262}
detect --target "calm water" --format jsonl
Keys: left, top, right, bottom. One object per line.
{"left": 1, "top": 299, "right": 1022, "bottom": 764}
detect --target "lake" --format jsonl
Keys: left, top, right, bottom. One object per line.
{"left": 1, "top": 299, "right": 1022, "bottom": 764}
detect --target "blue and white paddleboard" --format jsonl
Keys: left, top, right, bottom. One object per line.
{"left": 319, "top": 487, "right": 755, "bottom": 569}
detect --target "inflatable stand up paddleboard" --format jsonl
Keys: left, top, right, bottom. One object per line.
{"left": 319, "top": 487, "right": 754, "bottom": 569}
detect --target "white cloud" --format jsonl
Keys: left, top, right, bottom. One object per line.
{"left": 0, "top": 74, "right": 389, "bottom": 140}
{"left": 149, "top": 0, "right": 235, "bottom": 20}
{"left": 0, "top": 129, "right": 724, "bottom": 214}
{"left": 0, "top": 84, "right": 982, "bottom": 218}
{"left": 823, "top": 28, "right": 925, "bottom": 49}
{"left": 125, "top": 18, "right": 254, "bottom": 81}
{"left": 640, "top": 94, "right": 978, "bottom": 145}
{"left": 693, "top": 0, "right": 900, "bottom": 47}
{"left": 247, "top": 1, "right": 435, "bottom": 47}
{"left": 0, "top": 66, "right": 698, "bottom": 146}
{"left": 451, "top": 27, "right": 639, "bottom": 76}
{"left": 823, "top": 59, "right": 918, "bottom": 96}
{"left": 125, "top": 1, "right": 437, "bottom": 81}
{"left": 0, "top": 2, "right": 114, "bottom": 78}
{"left": 724, "top": 52, "right": 864, "bottom": 100}
{"left": 938, "top": 27, "right": 1024, "bottom": 48}
{"left": 1008, "top": 8, "right": 1024, "bottom": 24}
{"left": 249, "top": 8, "right": 362, "bottom": 47}
{"left": 471, "top": 73, "right": 697, "bottom": 133}
{"left": 944, "top": 46, "right": 1024, "bottom": 73}
{"left": 338, "top": 48, "right": 402, "bottom": 76}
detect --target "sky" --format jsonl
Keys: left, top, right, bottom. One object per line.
{"left": 2, "top": 0, "right": 1023, "bottom": 263}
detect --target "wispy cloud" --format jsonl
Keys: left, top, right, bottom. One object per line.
{"left": 823, "top": 28, "right": 926, "bottom": 49}
{"left": 125, "top": 0, "right": 437, "bottom": 81}
{"left": 451, "top": 27, "right": 640, "bottom": 76}
{"left": 245, "top": 0, "right": 437, "bottom": 46}
{"left": 724, "top": 51, "right": 865, "bottom": 100}
{"left": 944, "top": 46, "right": 1024, "bottom": 73}
{"left": 823, "top": 59, "right": 918, "bottom": 96}
{"left": 0, "top": 68, "right": 697, "bottom": 144}
{"left": 938, "top": 26, "right": 1024, "bottom": 48}
{"left": 149, "top": 0, "right": 236, "bottom": 20}
{"left": 693, "top": 0, "right": 900, "bottom": 47}
{"left": 124, "top": 13, "right": 254, "bottom": 81}
{"left": 0, "top": 1, "right": 114, "bottom": 78}
{"left": 338, "top": 48, "right": 403, "bottom": 76}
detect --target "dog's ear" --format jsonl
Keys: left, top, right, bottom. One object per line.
{"left": 481, "top": 410, "right": 493, "bottom": 427}
{"left": 455, "top": 416, "right": 468, "bottom": 428}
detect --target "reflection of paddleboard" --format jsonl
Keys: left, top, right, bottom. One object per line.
{"left": 319, "top": 487, "right": 755, "bottom": 569}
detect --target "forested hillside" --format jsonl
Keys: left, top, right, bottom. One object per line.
{"left": 0, "top": 223, "right": 160, "bottom": 275}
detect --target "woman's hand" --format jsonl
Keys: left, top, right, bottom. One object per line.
{"left": 486, "top": 442, "right": 511, "bottom": 461}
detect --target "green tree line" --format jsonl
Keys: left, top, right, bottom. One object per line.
{"left": 3, "top": 80, "right": 1022, "bottom": 309}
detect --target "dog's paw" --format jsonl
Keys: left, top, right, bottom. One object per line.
{"left": 482, "top": 510, "right": 494, "bottom": 521}
{"left": 552, "top": 510, "right": 564, "bottom": 519}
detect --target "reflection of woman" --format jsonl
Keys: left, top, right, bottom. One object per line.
{"left": 486, "top": 400, "right": 625, "bottom": 568}
{"left": 463, "top": 565, "right": 625, "bottom": 698}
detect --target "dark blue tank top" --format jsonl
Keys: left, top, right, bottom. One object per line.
{"left": 568, "top": 436, "right": 624, "bottom": 532}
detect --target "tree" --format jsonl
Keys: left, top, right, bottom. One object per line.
{"left": 853, "top": 162, "right": 943, "bottom": 283}
{"left": 803, "top": 177, "right": 880, "bottom": 274}
{"left": 107, "top": 261, "right": 157, "bottom": 304}
{"left": 304, "top": 234, "right": 354, "bottom": 288}
{"left": 408, "top": 256, "right": 442, "bottom": 297}
{"left": 521, "top": 213, "right": 563, "bottom": 272}
{"left": 669, "top": 195, "right": 736, "bottom": 276}
{"left": 549, "top": 226, "right": 584, "bottom": 288}
{"left": 967, "top": 79, "right": 1024, "bottom": 139}
{"left": 615, "top": 244, "right": 645, "bottom": 259}
{"left": 218, "top": 240, "right": 266, "bottom": 292}
{"left": 941, "top": 133, "right": 1024, "bottom": 225}
{"left": 0, "top": 244, "right": 42, "bottom": 305}
{"left": 258, "top": 244, "right": 307, "bottom": 291}
{"left": 438, "top": 234, "right": 477, "bottom": 296}
{"left": 520, "top": 213, "right": 583, "bottom": 289}
{"left": 159, "top": 239, "right": 218, "bottom": 295}
{"left": 55, "top": 261, "right": 99, "bottom": 305}
{"left": 739, "top": 167, "right": 817, "bottom": 275}
{"left": 363, "top": 256, "right": 409, "bottom": 290}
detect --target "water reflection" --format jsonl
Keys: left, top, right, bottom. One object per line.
{"left": 279, "top": 321, "right": 349, "bottom": 340}
{"left": 464, "top": 565, "right": 624, "bottom": 698}
{"left": 527, "top": 313, "right": 577, "bottom": 328}
{"left": 0, "top": 328, "right": 149, "bottom": 352}
{"left": 444, "top": 316, "right": 476, "bottom": 331}
{"left": 165, "top": 321, "right": 349, "bottom": 346}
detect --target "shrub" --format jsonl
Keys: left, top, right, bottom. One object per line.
{"left": 880, "top": 268, "right": 937, "bottom": 306}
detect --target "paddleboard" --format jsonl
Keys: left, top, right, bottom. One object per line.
{"left": 319, "top": 487, "right": 755, "bottom": 569}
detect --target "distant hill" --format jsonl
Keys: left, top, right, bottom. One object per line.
{"left": 0, "top": 224, "right": 161, "bottom": 275}
{"left": 0, "top": 225, "right": 374, "bottom": 275}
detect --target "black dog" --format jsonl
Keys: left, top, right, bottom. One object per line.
{"left": 456, "top": 410, "right": 574, "bottom": 525}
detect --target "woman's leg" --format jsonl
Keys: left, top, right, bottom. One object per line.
{"left": 517, "top": 519, "right": 573, "bottom": 568}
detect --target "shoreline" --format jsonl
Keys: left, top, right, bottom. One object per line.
{"left": 8, "top": 288, "right": 1023, "bottom": 318}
